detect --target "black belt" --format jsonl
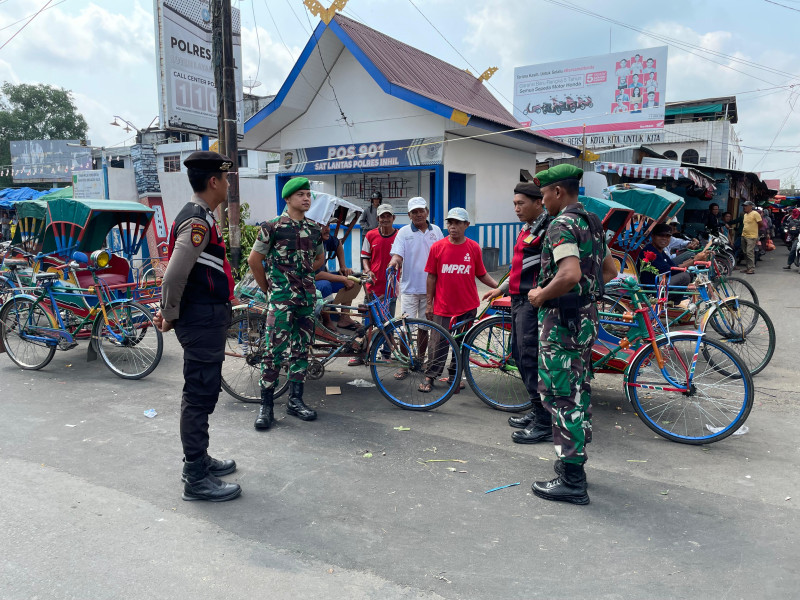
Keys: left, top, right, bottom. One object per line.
{"left": 542, "top": 295, "right": 593, "bottom": 309}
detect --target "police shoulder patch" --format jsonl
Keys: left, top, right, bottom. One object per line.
{"left": 190, "top": 222, "right": 208, "bottom": 247}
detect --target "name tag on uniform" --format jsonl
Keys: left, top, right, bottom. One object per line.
{"left": 524, "top": 234, "right": 535, "bottom": 244}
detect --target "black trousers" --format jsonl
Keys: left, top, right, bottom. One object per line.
{"left": 173, "top": 302, "right": 232, "bottom": 461}
{"left": 511, "top": 295, "right": 540, "bottom": 403}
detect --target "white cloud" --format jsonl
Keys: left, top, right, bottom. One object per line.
{"left": 239, "top": 24, "right": 303, "bottom": 95}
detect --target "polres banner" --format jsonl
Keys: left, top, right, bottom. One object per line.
{"left": 513, "top": 46, "right": 667, "bottom": 142}
{"left": 153, "top": 0, "right": 243, "bottom": 137}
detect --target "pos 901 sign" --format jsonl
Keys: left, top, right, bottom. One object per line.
{"left": 327, "top": 143, "right": 387, "bottom": 160}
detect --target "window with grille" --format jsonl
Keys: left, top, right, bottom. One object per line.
{"left": 164, "top": 155, "right": 181, "bottom": 173}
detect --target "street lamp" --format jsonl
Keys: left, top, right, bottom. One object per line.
{"left": 110, "top": 115, "right": 158, "bottom": 144}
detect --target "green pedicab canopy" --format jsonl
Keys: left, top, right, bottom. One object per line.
{"left": 607, "top": 186, "right": 685, "bottom": 221}
{"left": 11, "top": 199, "right": 49, "bottom": 249}
{"left": 43, "top": 198, "right": 154, "bottom": 258}
{"left": 579, "top": 195, "right": 634, "bottom": 242}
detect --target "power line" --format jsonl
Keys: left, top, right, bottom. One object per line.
{"left": 405, "top": 0, "right": 540, "bottom": 126}
{"left": 764, "top": 0, "right": 800, "bottom": 12}
{"left": 0, "top": 0, "right": 54, "bottom": 52}
{"left": 0, "top": 0, "right": 66, "bottom": 33}
{"left": 249, "top": 0, "right": 261, "bottom": 85}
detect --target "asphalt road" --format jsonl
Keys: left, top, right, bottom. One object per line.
{"left": 2, "top": 250, "right": 799, "bottom": 599}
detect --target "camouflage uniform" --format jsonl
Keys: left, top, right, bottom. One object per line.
{"left": 537, "top": 203, "right": 607, "bottom": 465}
{"left": 251, "top": 210, "right": 322, "bottom": 388}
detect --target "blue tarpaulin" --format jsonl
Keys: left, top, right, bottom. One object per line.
{"left": 0, "top": 187, "right": 65, "bottom": 208}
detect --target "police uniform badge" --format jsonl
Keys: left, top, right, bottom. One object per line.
{"left": 524, "top": 233, "right": 535, "bottom": 244}
{"left": 191, "top": 223, "right": 208, "bottom": 247}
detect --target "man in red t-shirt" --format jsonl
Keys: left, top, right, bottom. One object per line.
{"left": 421, "top": 208, "right": 499, "bottom": 393}
{"left": 361, "top": 203, "right": 398, "bottom": 311}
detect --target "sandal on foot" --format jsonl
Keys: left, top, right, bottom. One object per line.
{"left": 394, "top": 370, "right": 409, "bottom": 380}
{"left": 438, "top": 376, "right": 465, "bottom": 392}
{"left": 348, "top": 357, "right": 365, "bottom": 366}
{"left": 418, "top": 377, "right": 434, "bottom": 393}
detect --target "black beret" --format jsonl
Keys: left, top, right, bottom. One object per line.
{"left": 651, "top": 223, "right": 672, "bottom": 236}
{"left": 514, "top": 182, "right": 543, "bottom": 199}
{"left": 183, "top": 151, "right": 233, "bottom": 171}
{"left": 370, "top": 191, "right": 383, "bottom": 199}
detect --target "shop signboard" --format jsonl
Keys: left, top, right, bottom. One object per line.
{"left": 153, "top": 0, "right": 243, "bottom": 137}
{"left": 10, "top": 140, "right": 92, "bottom": 183}
{"left": 280, "top": 137, "right": 444, "bottom": 174}
{"left": 513, "top": 46, "right": 667, "bottom": 145}
{"left": 72, "top": 170, "right": 106, "bottom": 199}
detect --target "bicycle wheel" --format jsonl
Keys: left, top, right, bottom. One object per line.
{"left": 624, "top": 333, "right": 753, "bottom": 444}
{"left": 0, "top": 296, "right": 57, "bottom": 370}
{"left": 461, "top": 315, "right": 532, "bottom": 412}
{"left": 703, "top": 299, "right": 775, "bottom": 376}
{"left": 712, "top": 276, "right": 758, "bottom": 305}
{"left": 221, "top": 311, "right": 290, "bottom": 402}
{"left": 92, "top": 301, "right": 163, "bottom": 379}
{"left": 369, "top": 317, "right": 460, "bottom": 410}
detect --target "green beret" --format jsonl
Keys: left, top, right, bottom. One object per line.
{"left": 534, "top": 164, "right": 583, "bottom": 188}
{"left": 281, "top": 177, "right": 311, "bottom": 199}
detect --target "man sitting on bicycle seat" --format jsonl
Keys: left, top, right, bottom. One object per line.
{"left": 314, "top": 222, "right": 361, "bottom": 330}
{"left": 639, "top": 223, "right": 710, "bottom": 300}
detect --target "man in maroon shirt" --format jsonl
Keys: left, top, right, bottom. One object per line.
{"left": 422, "top": 207, "right": 499, "bottom": 393}
{"left": 347, "top": 204, "right": 399, "bottom": 367}
{"left": 483, "top": 182, "right": 552, "bottom": 443}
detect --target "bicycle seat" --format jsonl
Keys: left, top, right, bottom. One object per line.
{"left": 3, "top": 258, "right": 28, "bottom": 269}
{"left": 35, "top": 272, "right": 61, "bottom": 281}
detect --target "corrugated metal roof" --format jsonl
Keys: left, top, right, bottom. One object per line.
{"left": 334, "top": 14, "right": 543, "bottom": 137}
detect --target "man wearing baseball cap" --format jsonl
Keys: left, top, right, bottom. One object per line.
{"left": 387, "top": 197, "right": 444, "bottom": 379}
{"left": 740, "top": 200, "right": 761, "bottom": 274}
{"left": 359, "top": 191, "right": 383, "bottom": 235}
{"left": 156, "top": 150, "right": 240, "bottom": 502}
{"left": 527, "top": 164, "right": 618, "bottom": 505}
{"left": 421, "top": 207, "right": 499, "bottom": 393}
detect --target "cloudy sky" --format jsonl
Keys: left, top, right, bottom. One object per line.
{"left": 2, "top": 0, "right": 799, "bottom": 183}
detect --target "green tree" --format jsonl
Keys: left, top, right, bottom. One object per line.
{"left": 0, "top": 82, "right": 89, "bottom": 188}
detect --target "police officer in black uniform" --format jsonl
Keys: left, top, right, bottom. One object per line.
{"left": 483, "top": 182, "right": 552, "bottom": 443}
{"left": 155, "top": 151, "right": 241, "bottom": 503}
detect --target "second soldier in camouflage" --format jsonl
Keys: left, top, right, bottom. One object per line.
{"left": 247, "top": 177, "right": 325, "bottom": 429}
{"left": 526, "top": 164, "right": 618, "bottom": 505}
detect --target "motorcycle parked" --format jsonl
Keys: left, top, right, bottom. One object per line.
{"left": 577, "top": 95, "right": 593, "bottom": 109}
{"left": 564, "top": 96, "right": 578, "bottom": 113}
{"left": 522, "top": 102, "right": 542, "bottom": 116}
{"left": 541, "top": 98, "right": 561, "bottom": 115}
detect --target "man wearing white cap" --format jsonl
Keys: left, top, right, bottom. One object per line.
{"left": 387, "top": 197, "right": 444, "bottom": 378}
{"left": 420, "top": 207, "right": 498, "bottom": 392}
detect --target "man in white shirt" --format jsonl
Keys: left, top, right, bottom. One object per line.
{"left": 388, "top": 197, "right": 444, "bottom": 316}
{"left": 387, "top": 197, "right": 444, "bottom": 378}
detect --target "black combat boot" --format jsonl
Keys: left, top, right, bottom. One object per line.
{"left": 254, "top": 386, "right": 275, "bottom": 430}
{"left": 532, "top": 462, "right": 589, "bottom": 505}
{"left": 286, "top": 381, "right": 317, "bottom": 421}
{"left": 181, "top": 453, "right": 236, "bottom": 480}
{"left": 508, "top": 406, "right": 537, "bottom": 429}
{"left": 511, "top": 402, "right": 553, "bottom": 444}
{"left": 182, "top": 457, "right": 242, "bottom": 502}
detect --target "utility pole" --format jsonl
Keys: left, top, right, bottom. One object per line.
{"left": 211, "top": 0, "right": 226, "bottom": 231}
{"left": 221, "top": 0, "right": 241, "bottom": 269}
{"left": 211, "top": 0, "right": 240, "bottom": 271}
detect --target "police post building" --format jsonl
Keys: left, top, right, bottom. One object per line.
{"left": 243, "top": 14, "right": 578, "bottom": 268}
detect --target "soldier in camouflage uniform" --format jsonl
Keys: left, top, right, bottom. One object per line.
{"left": 247, "top": 177, "right": 324, "bottom": 430}
{"left": 526, "top": 164, "right": 618, "bottom": 505}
